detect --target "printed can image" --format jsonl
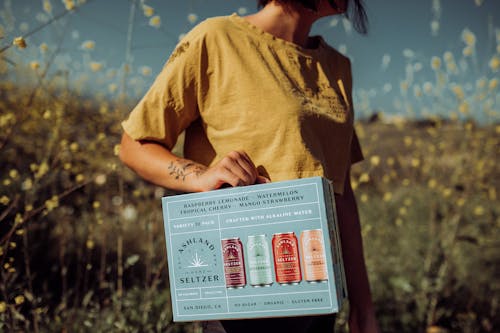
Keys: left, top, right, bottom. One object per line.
{"left": 300, "top": 229, "right": 328, "bottom": 283}
{"left": 272, "top": 232, "right": 302, "bottom": 285}
{"left": 246, "top": 234, "right": 274, "bottom": 287}
{"left": 221, "top": 238, "right": 246, "bottom": 288}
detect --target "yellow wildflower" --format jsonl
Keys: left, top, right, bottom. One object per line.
{"left": 431, "top": 56, "right": 441, "bottom": 70}
{"left": 461, "top": 28, "right": 476, "bottom": 47}
{"left": 13, "top": 37, "right": 27, "bottom": 49}
{"left": 35, "top": 162, "right": 49, "bottom": 179}
{"left": 81, "top": 40, "right": 95, "bottom": 50}
{"left": 386, "top": 157, "right": 395, "bottom": 166}
{"left": 30, "top": 61, "right": 40, "bottom": 70}
{"left": 86, "top": 239, "right": 95, "bottom": 250}
{"left": 92, "top": 201, "right": 100, "bottom": 209}
{"left": 22, "top": 178, "right": 33, "bottom": 191}
{"left": 490, "top": 55, "right": 500, "bottom": 72}
{"left": 428, "top": 179, "right": 437, "bottom": 189}
{"left": 0, "top": 302, "right": 6, "bottom": 313}
{"left": 462, "top": 46, "right": 473, "bottom": 57}
{"left": 400, "top": 80, "right": 409, "bottom": 94}
{"left": 442, "top": 188, "right": 452, "bottom": 198}
{"left": 43, "top": 0, "right": 52, "bottom": 14}
{"left": 359, "top": 173, "right": 370, "bottom": 183}
{"left": 423, "top": 82, "right": 433, "bottom": 94}
{"left": 45, "top": 195, "right": 59, "bottom": 212}
{"left": 457, "top": 197, "right": 466, "bottom": 207}
{"left": 443, "top": 51, "right": 453, "bottom": 63}
{"left": 383, "top": 192, "right": 392, "bottom": 202}
{"left": 140, "top": 66, "right": 152, "bottom": 76}
{"left": 14, "top": 295, "right": 25, "bottom": 305}
{"left": 360, "top": 194, "right": 368, "bottom": 203}
{"left": 142, "top": 4, "right": 154, "bottom": 17}
{"left": 413, "top": 85, "right": 422, "bottom": 98}
{"left": 9, "top": 169, "right": 19, "bottom": 179}
{"left": 149, "top": 15, "right": 161, "bottom": 28}
{"left": 16, "top": 229, "right": 25, "bottom": 236}
{"left": 114, "top": 144, "right": 121, "bottom": 156}
{"left": 15, "top": 214, "right": 23, "bottom": 225}
{"left": 473, "top": 206, "right": 484, "bottom": 216}
{"left": 399, "top": 207, "right": 407, "bottom": 216}
{"left": 76, "top": 174, "right": 85, "bottom": 183}
{"left": 403, "top": 136, "right": 413, "bottom": 146}
{"left": 70, "top": 142, "right": 79, "bottom": 152}
{"left": 63, "top": 0, "right": 75, "bottom": 11}
{"left": 0, "top": 196, "right": 9, "bottom": 205}
{"left": 489, "top": 78, "right": 498, "bottom": 90}
{"left": 446, "top": 61, "right": 457, "bottom": 73}
{"left": 9, "top": 242, "right": 16, "bottom": 249}
{"left": 458, "top": 101, "right": 469, "bottom": 115}
{"left": 187, "top": 13, "right": 198, "bottom": 24}
{"left": 26, "top": 204, "right": 33, "bottom": 212}
{"left": 370, "top": 155, "right": 380, "bottom": 167}
{"left": 452, "top": 85, "right": 464, "bottom": 100}
{"left": 410, "top": 158, "right": 420, "bottom": 168}
{"left": 89, "top": 61, "right": 103, "bottom": 72}
{"left": 95, "top": 174, "right": 107, "bottom": 185}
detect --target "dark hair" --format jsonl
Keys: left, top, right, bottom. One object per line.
{"left": 257, "top": 0, "right": 368, "bottom": 34}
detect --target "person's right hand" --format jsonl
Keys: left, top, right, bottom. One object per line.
{"left": 193, "top": 151, "right": 269, "bottom": 192}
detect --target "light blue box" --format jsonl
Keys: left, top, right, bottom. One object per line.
{"left": 162, "top": 177, "right": 347, "bottom": 321}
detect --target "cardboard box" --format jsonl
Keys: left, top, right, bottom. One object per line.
{"left": 161, "top": 176, "right": 347, "bottom": 322}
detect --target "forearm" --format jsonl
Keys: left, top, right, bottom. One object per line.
{"left": 335, "top": 176, "right": 380, "bottom": 333}
{"left": 119, "top": 132, "right": 206, "bottom": 192}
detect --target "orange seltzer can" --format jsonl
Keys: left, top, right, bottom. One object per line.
{"left": 300, "top": 229, "right": 328, "bottom": 283}
{"left": 272, "top": 232, "right": 302, "bottom": 285}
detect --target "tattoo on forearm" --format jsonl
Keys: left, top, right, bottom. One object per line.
{"left": 167, "top": 159, "right": 205, "bottom": 181}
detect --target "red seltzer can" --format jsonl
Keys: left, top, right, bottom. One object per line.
{"left": 272, "top": 232, "right": 302, "bottom": 285}
{"left": 221, "top": 238, "right": 246, "bottom": 288}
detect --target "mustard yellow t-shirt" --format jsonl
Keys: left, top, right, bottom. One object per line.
{"left": 122, "top": 13, "right": 363, "bottom": 194}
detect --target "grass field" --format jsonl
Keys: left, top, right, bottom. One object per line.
{"left": 0, "top": 78, "right": 498, "bottom": 332}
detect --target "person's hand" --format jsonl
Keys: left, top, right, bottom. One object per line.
{"left": 193, "top": 151, "right": 269, "bottom": 191}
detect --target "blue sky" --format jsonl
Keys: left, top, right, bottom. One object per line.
{"left": 4, "top": 0, "right": 500, "bottom": 121}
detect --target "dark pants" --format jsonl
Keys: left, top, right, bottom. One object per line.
{"left": 203, "top": 314, "right": 335, "bottom": 333}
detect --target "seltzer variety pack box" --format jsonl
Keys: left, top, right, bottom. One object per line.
{"left": 161, "top": 176, "right": 347, "bottom": 322}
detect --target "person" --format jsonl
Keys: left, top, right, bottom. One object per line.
{"left": 119, "top": 0, "right": 380, "bottom": 332}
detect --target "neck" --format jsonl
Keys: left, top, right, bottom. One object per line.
{"left": 244, "top": 2, "right": 318, "bottom": 48}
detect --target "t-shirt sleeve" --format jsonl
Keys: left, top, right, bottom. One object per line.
{"left": 121, "top": 36, "right": 202, "bottom": 149}
{"left": 350, "top": 129, "right": 364, "bottom": 164}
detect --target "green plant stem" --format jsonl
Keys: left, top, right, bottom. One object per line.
{"left": 120, "top": 0, "right": 137, "bottom": 97}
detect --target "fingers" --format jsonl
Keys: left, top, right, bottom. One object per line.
{"left": 256, "top": 175, "right": 271, "bottom": 184}
{"left": 218, "top": 151, "right": 257, "bottom": 187}
{"left": 197, "top": 151, "right": 269, "bottom": 191}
